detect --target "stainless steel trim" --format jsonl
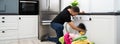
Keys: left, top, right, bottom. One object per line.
{"left": 41, "top": 20, "right": 52, "bottom": 25}
{"left": 20, "top": 1, "right": 37, "bottom": 3}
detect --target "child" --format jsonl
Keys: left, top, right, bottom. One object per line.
{"left": 77, "top": 23, "right": 87, "bottom": 35}
{"left": 59, "top": 23, "right": 87, "bottom": 44}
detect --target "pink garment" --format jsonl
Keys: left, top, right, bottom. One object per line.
{"left": 64, "top": 32, "right": 72, "bottom": 44}
{"left": 69, "top": 33, "right": 79, "bottom": 39}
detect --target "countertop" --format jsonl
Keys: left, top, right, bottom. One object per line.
{"left": 0, "top": 12, "right": 120, "bottom": 15}
{"left": 0, "top": 13, "right": 18, "bottom": 15}
{"left": 79, "top": 12, "right": 120, "bottom": 15}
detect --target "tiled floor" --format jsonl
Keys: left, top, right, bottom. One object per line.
{"left": 0, "top": 38, "right": 56, "bottom": 44}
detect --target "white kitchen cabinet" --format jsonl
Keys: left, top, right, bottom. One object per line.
{"left": 61, "top": 0, "right": 115, "bottom": 12}
{"left": 0, "top": 16, "right": 19, "bottom": 40}
{"left": 0, "top": 15, "right": 38, "bottom": 44}
{"left": 0, "top": 16, "right": 19, "bottom": 44}
{"left": 80, "top": 15, "right": 116, "bottom": 44}
{"left": 0, "top": 15, "right": 38, "bottom": 39}
{"left": 61, "top": 0, "right": 90, "bottom": 12}
{"left": 18, "top": 15, "right": 38, "bottom": 38}
{"left": 0, "top": 16, "right": 19, "bottom": 30}
{"left": 64, "top": 15, "right": 119, "bottom": 44}
{"left": 80, "top": 0, "right": 115, "bottom": 12}
{"left": 115, "top": 0, "right": 120, "bottom": 11}
{"left": 90, "top": 0, "right": 115, "bottom": 12}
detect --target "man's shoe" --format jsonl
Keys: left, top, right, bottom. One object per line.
{"left": 40, "top": 34, "right": 49, "bottom": 42}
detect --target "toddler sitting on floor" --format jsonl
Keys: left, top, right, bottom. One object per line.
{"left": 59, "top": 23, "right": 94, "bottom": 44}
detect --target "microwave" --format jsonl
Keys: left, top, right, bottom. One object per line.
{"left": 19, "top": 1, "right": 39, "bottom": 15}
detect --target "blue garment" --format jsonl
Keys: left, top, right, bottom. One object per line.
{"left": 48, "top": 22, "right": 64, "bottom": 44}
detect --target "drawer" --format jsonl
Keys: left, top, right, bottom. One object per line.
{"left": 0, "top": 23, "right": 18, "bottom": 30}
{"left": 0, "top": 16, "right": 18, "bottom": 23}
{"left": 0, "top": 30, "right": 18, "bottom": 40}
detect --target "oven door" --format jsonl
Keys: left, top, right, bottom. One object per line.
{"left": 19, "top": 1, "right": 39, "bottom": 15}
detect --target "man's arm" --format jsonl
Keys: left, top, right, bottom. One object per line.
{"left": 67, "top": 21, "right": 84, "bottom": 31}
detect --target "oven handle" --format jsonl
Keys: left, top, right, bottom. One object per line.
{"left": 20, "top": 1, "right": 37, "bottom": 3}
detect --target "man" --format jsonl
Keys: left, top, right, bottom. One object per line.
{"left": 48, "top": 6, "right": 85, "bottom": 44}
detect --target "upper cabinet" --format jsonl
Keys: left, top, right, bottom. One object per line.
{"left": 118, "top": 0, "right": 120, "bottom": 11}
{"left": 90, "top": 0, "right": 115, "bottom": 12}
{"left": 0, "top": 0, "right": 18, "bottom": 14}
{"left": 0, "top": 0, "right": 5, "bottom": 12}
{"left": 80, "top": 0, "right": 115, "bottom": 12}
{"left": 115, "top": 0, "right": 120, "bottom": 11}
{"left": 61, "top": 0, "right": 115, "bottom": 13}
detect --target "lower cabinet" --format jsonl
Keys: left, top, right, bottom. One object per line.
{"left": 18, "top": 15, "right": 38, "bottom": 38}
{"left": 0, "top": 30, "right": 18, "bottom": 40}
{"left": 81, "top": 15, "right": 116, "bottom": 44}
{"left": 0, "top": 15, "right": 38, "bottom": 40}
{"left": 65, "top": 15, "right": 116, "bottom": 44}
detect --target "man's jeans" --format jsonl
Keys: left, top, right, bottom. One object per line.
{"left": 48, "top": 22, "right": 64, "bottom": 44}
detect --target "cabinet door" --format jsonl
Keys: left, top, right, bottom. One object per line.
{"left": 0, "top": 0, "right": 5, "bottom": 12}
{"left": 0, "top": 16, "right": 19, "bottom": 30}
{"left": 4, "top": 0, "right": 18, "bottom": 13}
{"left": 115, "top": 0, "right": 120, "bottom": 11}
{"left": 90, "top": 0, "right": 114, "bottom": 12}
{"left": 18, "top": 16, "right": 38, "bottom": 38}
{"left": 83, "top": 15, "right": 115, "bottom": 44}
{"left": 0, "top": 30, "right": 18, "bottom": 40}
{"left": 0, "top": 0, "right": 18, "bottom": 13}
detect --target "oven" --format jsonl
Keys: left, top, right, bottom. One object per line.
{"left": 19, "top": 1, "right": 39, "bottom": 15}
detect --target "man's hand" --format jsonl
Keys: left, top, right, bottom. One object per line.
{"left": 79, "top": 29, "right": 86, "bottom": 32}
{"left": 68, "top": 21, "right": 83, "bottom": 31}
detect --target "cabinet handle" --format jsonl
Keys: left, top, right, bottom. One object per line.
{"left": 2, "top": 17, "right": 5, "bottom": 19}
{"left": 2, "top": 31, "right": 5, "bottom": 33}
{"left": 89, "top": 18, "right": 92, "bottom": 21}
{"left": 19, "top": 17, "right": 21, "bottom": 20}
{"left": 80, "top": 17, "right": 82, "bottom": 19}
{"left": 2, "top": 21, "right": 5, "bottom": 23}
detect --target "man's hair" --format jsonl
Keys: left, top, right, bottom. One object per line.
{"left": 78, "top": 23, "right": 87, "bottom": 31}
{"left": 71, "top": 6, "right": 80, "bottom": 12}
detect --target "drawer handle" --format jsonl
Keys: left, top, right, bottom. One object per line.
{"left": 2, "top": 21, "right": 5, "bottom": 23}
{"left": 19, "top": 17, "right": 21, "bottom": 20}
{"left": 2, "top": 17, "right": 5, "bottom": 19}
{"left": 89, "top": 18, "right": 92, "bottom": 21}
{"left": 80, "top": 17, "right": 82, "bottom": 19}
{"left": 2, "top": 31, "right": 5, "bottom": 33}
